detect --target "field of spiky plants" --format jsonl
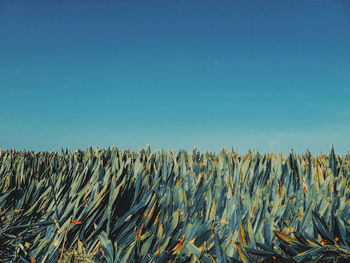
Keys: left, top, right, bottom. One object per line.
{"left": 0, "top": 146, "right": 349, "bottom": 263}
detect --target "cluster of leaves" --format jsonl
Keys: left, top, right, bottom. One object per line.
{"left": 0, "top": 146, "right": 349, "bottom": 263}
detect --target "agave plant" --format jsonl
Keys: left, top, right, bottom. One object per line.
{"left": 0, "top": 146, "right": 349, "bottom": 263}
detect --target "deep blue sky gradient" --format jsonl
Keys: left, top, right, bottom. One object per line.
{"left": 1, "top": 0, "right": 350, "bottom": 154}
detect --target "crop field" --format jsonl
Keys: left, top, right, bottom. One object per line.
{"left": 0, "top": 146, "right": 349, "bottom": 263}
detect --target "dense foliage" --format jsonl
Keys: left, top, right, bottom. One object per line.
{"left": 0, "top": 146, "right": 349, "bottom": 262}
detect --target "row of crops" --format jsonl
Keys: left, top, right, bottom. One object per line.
{"left": 0, "top": 146, "right": 349, "bottom": 262}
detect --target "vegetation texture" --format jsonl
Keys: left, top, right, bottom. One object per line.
{"left": 0, "top": 146, "right": 349, "bottom": 263}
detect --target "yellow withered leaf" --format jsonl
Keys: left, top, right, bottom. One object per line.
{"left": 239, "top": 224, "right": 247, "bottom": 247}
{"left": 274, "top": 231, "right": 295, "bottom": 245}
{"left": 54, "top": 219, "right": 61, "bottom": 230}
{"left": 6, "top": 209, "right": 24, "bottom": 216}
{"left": 247, "top": 219, "right": 254, "bottom": 242}
{"left": 250, "top": 206, "right": 255, "bottom": 218}
{"left": 77, "top": 238, "right": 83, "bottom": 254}
{"left": 156, "top": 224, "right": 163, "bottom": 240}
{"left": 172, "top": 236, "right": 186, "bottom": 255}
{"left": 41, "top": 199, "right": 48, "bottom": 209}
{"left": 153, "top": 212, "right": 160, "bottom": 225}
{"left": 93, "top": 241, "right": 101, "bottom": 255}
{"left": 209, "top": 200, "right": 217, "bottom": 221}
{"left": 189, "top": 237, "right": 196, "bottom": 245}
{"left": 26, "top": 227, "right": 38, "bottom": 233}
{"left": 199, "top": 241, "right": 206, "bottom": 252}
{"left": 146, "top": 199, "right": 157, "bottom": 221}
{"left": 219, "top": 218, "right": 228, "bottom": 225}
{"left": 236, "top": 245, "right": 248, "bottom": 263}
{"left": 184, "top": 192, "right": 189, "bottom": 206}
{"left": 176, "top": 177, "right": 183, "bottom": 186}
{"left": 208, "top": 254, "right": 217, "bottom": 263}
{"left": 198, "top": 172, "right": 204, "bottom": 180}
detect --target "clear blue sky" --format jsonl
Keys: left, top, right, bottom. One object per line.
{"left": 1, "top": 0, "right": 349, "bottom": 154}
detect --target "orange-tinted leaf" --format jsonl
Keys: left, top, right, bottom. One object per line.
{"left": 72, "top": 220, "right": 83, "bottom": 225}
{"left": 207, "top": 241, "right": 214, "bottom": 250}
{"left": 303, "top": 183, "right": 308, "bottom": 193}
{"left": 199, "top": 241, "right": 206, "bottom": 251}
{"left": 250, "top": 206, "right": 255, "bottom": 218}
{"left": 172, "top": 236, "right": 186, "bottom": 254}
{"left": 219, "top": 218, "right": 228, "bottom": 225}
{"left": 236, "top": 245, "right": 248, "bottom": 263}
{"left": 175, "top": 177, "right": 182, "bottom": 186}
{"left": 239, "top": 224, "right": 247, "bottom": 247}
{"left": 153, "top": 212, "right": 160, "bottom": 225}
{"left": 154, "top": 245, "right": 161, "bottom": 255}
{"left": 274, "top": 231, "right": 295, "bottom": 245}
{"left": 296, "top": 213, "right": 303, "bottom": 219}
{"left": 136, "top": 227, "right": 142, "bottom": 240}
